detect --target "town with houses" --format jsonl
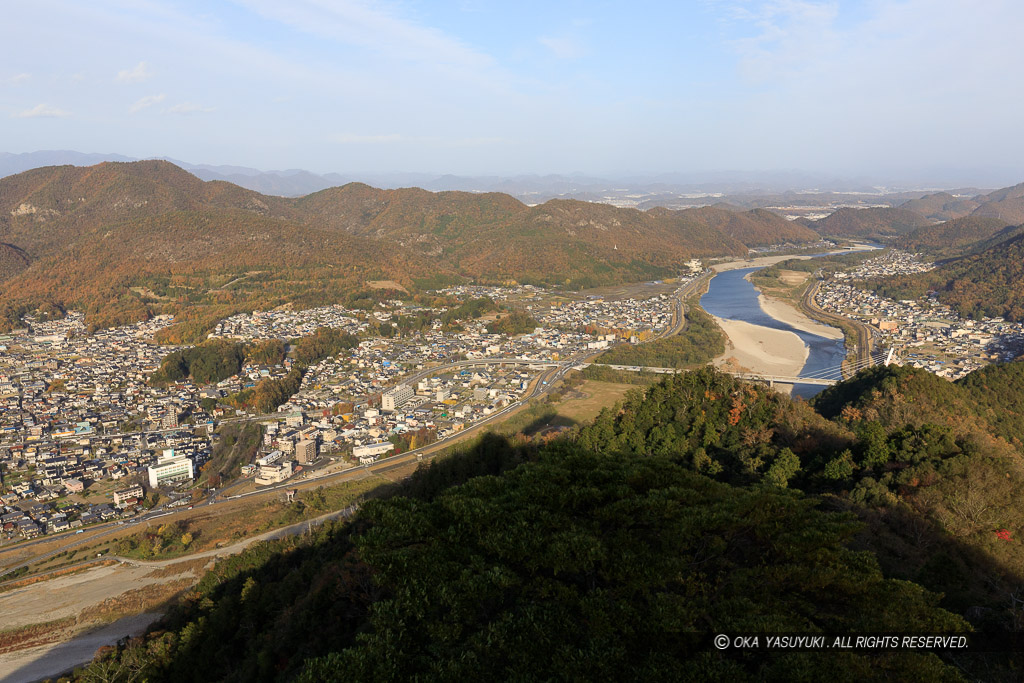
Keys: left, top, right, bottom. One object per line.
{"left": 4, "top": 248, "right": 1023, "bottom": 545}
{"left": 816, "top": 250, "right": 1024, "bottom": 378}
{"left": 0, "top": 279, "right": 688, "bottom": 542}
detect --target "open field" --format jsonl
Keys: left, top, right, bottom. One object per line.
{"left": 575, "top": 279, "right": 680, "bottom": 302}
{"left": 776, "top": 269, "right": 810, "bottom": 286}
{"left": 365, "top": 280, "right": 409, "bottom": 293}
{"left": 553, "top": 381, "right": 637, "bottom": 423}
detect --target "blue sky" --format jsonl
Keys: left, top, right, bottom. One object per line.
{"left": 2, "top": 0, "right": 1023, "bottom": 181}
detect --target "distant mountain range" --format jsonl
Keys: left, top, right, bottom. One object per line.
{"left": 895, "top": 184, "right": 1024, "bottom": 224}
{"left": 803, "top": 182, "right": 1024, "bottom": 239}
{"left": 0, "top": 160, "right": 816, "bottom": 338}
{"left": 0, "top": 150, "right": 995, "bottom": 205}
{"left": 4, "top": 154, "right": 1024, "bottom": 337}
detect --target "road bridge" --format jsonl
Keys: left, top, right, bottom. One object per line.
{"left": 579, "top": 363, "right": 838, "bottom": 386}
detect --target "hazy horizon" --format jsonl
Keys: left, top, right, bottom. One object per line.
{"left": 3, "top": 1, "right": 1024, "bottom": 185}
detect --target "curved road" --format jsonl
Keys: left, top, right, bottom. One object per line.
{"left": 802, "top": 279, "right": 875, "bottom": 373}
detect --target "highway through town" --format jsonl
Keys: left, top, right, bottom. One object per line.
{"left": 0, "top": 353, "right": 584, "bottom": 578}
{"left": 0, "top": 274, "right": 713, "bottom": 578}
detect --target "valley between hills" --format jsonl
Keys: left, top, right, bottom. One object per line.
{"left": 3, "top": 162, "right": 1024, "bottom": 681}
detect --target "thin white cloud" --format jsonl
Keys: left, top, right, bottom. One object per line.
{"left": 538, "top": 35, "right": 587, "bottom": 60}
{"left": 13, "top": 103, "right": 70, "bottom": 118}
{"left": 231, "top": 0, "right": 493, "bottom": 69}
{"left": 330, "top": 133, "right": 404, "bottom": 144}
{"left": 726, "top": 0, "right": 840, "bottom": 82}
{"left": 129, "top": 93, "right": 166, "bottom": 113}
{"left": 116, "top": 61, "right": 153, "bottom": 83}
{"left": 6, "top": 73, "right": 31, "bottom": 85}
{"left": 168, "top": 102, "right": 216, "bottom": 114}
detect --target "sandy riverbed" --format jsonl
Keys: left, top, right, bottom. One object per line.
{"left": 712, "top": 317, "right": 809, "bottom": 378}
{"left": 710, "top": 243, "right": 877, "bottom": 274}
{"left": 759, "top": 294, "right": 843, "bottom": 340}
{"left": 0, "top": 613, "right": 160, "bottom": 683}
{"left": 708, "top": 253, "right": 850, "bottom": 380}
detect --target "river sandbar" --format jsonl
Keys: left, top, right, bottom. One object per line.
{"left": 712, "top": 317, "right": 809, "bottom": 377}
{"left": 759, "top": 294, "right": 843, "bottom": 340}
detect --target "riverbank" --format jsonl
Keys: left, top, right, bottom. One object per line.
{"left": 0, "top": 506, "right": 357, "bottom": 682}
{"left": 712, "top": 317, "right": 809, "bottom": 378}
{"left": 759, "top": 293, "right": 843, "bottom": 340}
{"left": 0, "top": 613, "right": 160, "bottom": 683}
{"left": 706, "top": 249, "right": 863, "bottom": 381}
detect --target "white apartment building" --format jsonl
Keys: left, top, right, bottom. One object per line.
{"left": 381, "top": 384, "right": 414, "bottom": 411}
{"left": 255, "top": 460, "right": 293, "bottom": 486}
{"left": 147, "top": 450, "right": 195, "bottom": 488}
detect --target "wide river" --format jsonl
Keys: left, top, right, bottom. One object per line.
{"left": 700, "top": 263, "right": 847, "bottom": 398}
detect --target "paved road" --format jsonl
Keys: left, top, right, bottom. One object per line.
{"left": 0, "top": 357, "right": 583, "bottom": 577}
{"left": 802, "top": 279, "right": 875, "bottom": 373}
{"left": 0, "top": 505, "right": 361, "bottom": 587}
{"left": 661, "top": 272, "right": 712, "bottom": 339}
{"left": 0, "top": 279, "right": 701, "bottom": 574}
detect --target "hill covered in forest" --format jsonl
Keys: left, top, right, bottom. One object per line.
{"left": 73, "top": 364, "right": 1024, "bottom": 681}
{"left": 970, "top": 182, "right": 1024, "bottom": 224}
{"left": 895, "top": 215, "right": 1017, "bottom": 258}
{"left": 810, "top": 207, "right": 933, "bottom": 239}
{"left": 898, "top": 191, "right": 980, "bottom": 221}
{"left": 891, "top": 183, "right": 1024, "bottom": 230}
{"left": 0, "top": 161, "right": 818, "bottom": 336}
{"left": 865, "top": 232, "right": 1024, "bottom": 322}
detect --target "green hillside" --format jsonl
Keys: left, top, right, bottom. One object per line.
{"left": 76, "top": 365, "right": 1024, "bottom": 681}
{"left": 866, "top": 232, "right": 1024, "bottom": 321}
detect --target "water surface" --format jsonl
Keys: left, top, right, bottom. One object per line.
{"left": 700, "top": 267, "right": 845, "bottom": 398}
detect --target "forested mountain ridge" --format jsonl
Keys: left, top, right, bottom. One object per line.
{"left": 813, "top": 182, "right": 1024, "bottom": 241}
{"left": 864, "top": 232, "right": 1024, "bottom": 322}
{"left": 970, "top": 181, "right": 1024, "bottom": 224}
{"left": 0, "top": 161, "right": 817, "bottom": 335}
{"left": 668, "top": 205, "right": 819, "bottom": 246}
{"left": 898, "top": 191, "right": 980, "bottom": 221}
{"left": 76, "top": 364, "right": 1024, "bottom": 681}
{"left": 810, "top": 207, "right": 933, "bottom": 238}
{"left": 895, "top": 216, "right": 1016, "bottom": 258}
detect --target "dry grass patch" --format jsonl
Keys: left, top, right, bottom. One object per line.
{"left": 777, "top": 269, "right": 810, "bottom": 286}
{"left": 366, "top": 280, "right": 409, "bottom": 293}
{"left": 554, "top": 381, "right": 638, "bottom": 424}
{"left": 0, "top": 617, "right": 78, "bottom": 654}
{"left": 144, "top": 558, "right": 210, "bottom": 579}
{"left": 79, "top": 579, "right": 193, "bottom": 623}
